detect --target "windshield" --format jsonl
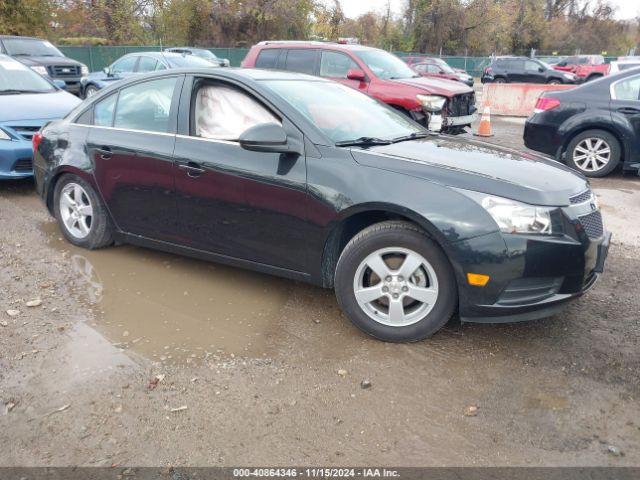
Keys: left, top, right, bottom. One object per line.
{"left": 433, "top": 58, "right": 455, "bottom": 74}
{"left": 192, "top": 49, "right": 219, "bottom": 60}
{"left": 355, "top": 50, "right": 419, "bottom": 80}
{"left": 538, "top": 60, "right": 553, "bottom": 69}
{"left": 166, "top": 55, "right": 214, "bottom": 68}
{"left": 3, "top": 38, "right": 63, "bottom": 57}
{"left": 0, "top": 57, "right": 55, "bottom": 93}
{"left": 264, "top": 80, "right": 424, "bottom": 144}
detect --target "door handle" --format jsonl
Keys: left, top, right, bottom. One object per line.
{"left": 617, "top": 107, "right": 640, "bottom": 115}
{"left": 97, "top": 146, "right": 112, "bottom": 160}
{"left": 177, "top": 161, "right": 205, "bottom": 178}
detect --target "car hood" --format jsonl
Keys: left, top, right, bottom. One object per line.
{"left": 0, "top": 90, "right": 81, "bottom": 122}
{"left": 351, "top": 136, "right": 588, "bottom": 206}
{"left": 14, "top": 56, "right": 82, "bottom": 67}
{"left": 392, "top": 76, "right": 473, "bottom": 96}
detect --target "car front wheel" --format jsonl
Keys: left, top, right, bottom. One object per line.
{"left": 84, "top": 85, "right": 99, "bottom": 98}
{"left": 334, "top": 221, "right": 457, "bottom": 342}
{"left": 53, "top": 174, "right": 114, "bottom": 249}
{"left": 566, "top": 130, "right": 620, "bottom": 177}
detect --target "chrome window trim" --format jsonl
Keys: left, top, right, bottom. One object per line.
{"left": 70, "top": 123, "right": 240, "bottom": 145}
{"left": 609, "top": 73, "right": 640, "bottom": 101}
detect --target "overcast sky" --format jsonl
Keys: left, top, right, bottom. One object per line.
{"left": 330, "top": 0, "right": 639, "bottom": 20}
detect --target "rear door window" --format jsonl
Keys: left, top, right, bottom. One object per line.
{"left": 284, "top": 49, "right": 318, "bottom": 75}
{"left": 613, "top": 76, "right": 640, "bottom": 101}
{"left": 255, "top": 49, "right": 280, "bottom": 69}
{"left": 113, "top": 77, "right": 178, "bottom": 132}
{"left": 94, "top": 94, "right": 117, "bottom": 127}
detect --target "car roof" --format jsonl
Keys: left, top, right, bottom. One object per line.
{"left": 256, "top": 40, "right": 375, "bottom": 52}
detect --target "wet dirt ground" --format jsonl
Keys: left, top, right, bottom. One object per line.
{"left": 1, "top": 119, "right": 639, "bottom": 466}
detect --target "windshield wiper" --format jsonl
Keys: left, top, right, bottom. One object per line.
{"left": 335, "top": 136, "right": 393, "bottom": 147}
{"left": 389, "top": 132, "right": 432, "bottom": 144}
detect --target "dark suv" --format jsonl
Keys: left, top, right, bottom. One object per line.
{"left": 481, "top": 56, "right": 577, "bottom": 84}
{"left": 0, "top": 36, "right": 87, "bottom": 94}
{"left": 242, "top": 41, "right": 477, "bottom": 134}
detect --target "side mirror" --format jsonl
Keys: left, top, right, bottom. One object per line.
{"left": 53, "top": 79, "right": 67, "bottom": 90}
{"left": 103, "top": 67, "right": 112, "bottom": 77}
{"left": 538, "top": 67, "right": 545, "bottom": 72}
{"left": 347, "top": 69, "right": 366, "bottom": 81}
{"left": 239, "top": 123, "right": 290, "bottom": 154}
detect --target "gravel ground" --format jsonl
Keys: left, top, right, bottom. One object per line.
{"left": 1, "top": 119, "right": 638, "bottom": 467}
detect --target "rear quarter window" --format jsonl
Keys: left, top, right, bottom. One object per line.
{"left": 255, "top": 49, "right": 280, "bottom": 69}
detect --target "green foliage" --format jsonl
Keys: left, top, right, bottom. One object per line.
{"left": 1, "top": 0, "right": 637, "bottom": 55}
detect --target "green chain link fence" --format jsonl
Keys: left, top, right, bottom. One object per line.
{"left": 57, "top": 46, "right": 618, "bottom": 78}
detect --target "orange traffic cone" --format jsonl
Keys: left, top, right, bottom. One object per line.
{"left": 474, "top": 106, "right": 493, "bottom": 137}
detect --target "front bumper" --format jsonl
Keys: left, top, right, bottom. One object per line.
{"left": 52, "top": 76, "right": 82, "bottom": 94}
{"left": 452, "top": 206, "right": 611, "bottom": 323}
{"left": 0, "top": 138, "right": 34, "bottom": 179}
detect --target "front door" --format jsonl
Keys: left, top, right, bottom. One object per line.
{"left": 172, "top": 77, "right": 309, "bottom": 273}
{"left": 87, "top": 75, "right": 183, "bottom": 241}
{"left": 319, "top": 50, "right": 369, "bottom": 93}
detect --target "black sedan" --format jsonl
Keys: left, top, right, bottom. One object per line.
{"left": 33, "top": 68, "right": 610, "bottom": 342}
{"left": 524, "top": 67, "right": 640, "bottom": 177}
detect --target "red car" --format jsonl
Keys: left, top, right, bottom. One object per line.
{"left": 242, "top": 42, "right": 477, "bottom": 134}
{"left": 553, "top": 55, "right": 609, "bottom": 82}
{"left": 412, "top": 60, "right": 474, "bottom": 87}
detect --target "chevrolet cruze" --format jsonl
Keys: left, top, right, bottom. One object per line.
{"left": 33, "top": 68, "right": 610, "bottom": 342}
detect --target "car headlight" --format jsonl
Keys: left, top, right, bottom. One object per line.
{"left": 80, "top": 64, "right": 89, "bottom": 76}
{"left": 31, "top": 65, "right": 49, "bottom": 76}
{"left": 459, "top": 190, "right": 555, "bottom": 235}
{"left": 416, "top": 94, "right": 447, "bottom": 112}
{"left": 563, "top": 73, "right": 574, "bottom": 79}
{"left": 0, "top": 128, "right": 12, "bottom": 140}
{"left": 481, "top": 195, "right": 553, "bottom": 235}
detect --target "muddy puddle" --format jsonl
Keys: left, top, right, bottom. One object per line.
{"left": 41, "top": 221, "right": 294, "bottom": 363}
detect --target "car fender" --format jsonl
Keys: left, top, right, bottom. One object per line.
{"left": 556, "top": 110, "right": 620, "bottom": 156}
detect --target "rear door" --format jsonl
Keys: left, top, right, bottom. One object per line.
{"left": 506, "top": 59, "right": 526, "bottom": 82}
{"left": 319, "top": 50, "right": 369, "bottom": 93}
{"left": 86, "top": 75, "right": 183, "bottom": 241}
{"left": 172, "top": 75, "right": 309, "bottom": 272}
{"left": 282, "top": 49, "right": 319, "bottom": 76}
{"left": 610, "top": 74, "right": 640, "bottom": 160}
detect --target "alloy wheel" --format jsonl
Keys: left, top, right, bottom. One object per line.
{"left": 353, "top": 247, "right": 439, "bottom": 327}
{"left": 572, "top": 137, "right": 611, "bottom": 173}
{"left": 59, "top": 182, "right": 93, "bottom": 239}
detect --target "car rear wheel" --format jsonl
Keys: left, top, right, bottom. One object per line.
{"left": 84, "top": 85, "right": 99, "bottom": 98}
{"left": 547, "top": 79, "right": 562, "bottom": 84}
{"left": 493, "top": 77, "right": 506, "bottom": 83}
{"left": 53, "top": 174, "right": 114, "bottom": 249}
{"left": 334, "top": 221, "right": 457, "bottom": 342}
{"left": 566, "top": 130, "right": 620, "bottom": 177}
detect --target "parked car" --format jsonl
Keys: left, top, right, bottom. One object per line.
{"left": 33, "top": 68, "right": 609, "bottom": 342}
{"left": 242, "top": 41, "right": 477, "bottom": 134}
{"left": 80, "top": 51, "right": 214, "bottom": 98}
{"left": 165, "top": 47, "right": 230, "bottom": 67}
{"left": 524, "top": 67, "right": 640, "bottom": 177}
{"left": 403, "top": 55, "right": 467, "bottom": 74}
{"left": 412, "top": 59, "right": 474, "bottom": 87}
{"left": 553, "top": 55, "right": 609, "bottom": 82}
{"left": 481, "top": 56, "right": 577, "bottom": 84}
{"left": 0, "top": 55, "right": 80, "bottom": 179}
{"left": 608, "top": 60, "right": 640, "bottom": 75}
{"left": 0, "top": 35, "right": 88, "bottom": 95}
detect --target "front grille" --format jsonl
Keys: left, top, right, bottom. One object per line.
{"left": 12, "top": 158, "right": 33, "bottom": 172}
{"left": 446, "top": 92, "right": 476, "bottom": 117}
{"left": 578, "top": 210, "right": 604, "bottom": 239}
{"left": 47, "top": 65, "right": 80, "bottom": 77}
{"left": 570, "top": 190, "right": 592, "bottom": 204}
{"left": 9, "top": 125, "right": 39, "bottom": 141}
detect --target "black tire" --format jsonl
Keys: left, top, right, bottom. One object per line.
{"left": 565, "top": 129, "right": 621, "bottom": 178}
{"left": 586, "top": 75, "right": 602, "bottom": 82}
{"left": 84, "top": 85, "right": 99, "bottom": 99}
{"left": 334, "top": 221, "right": 457, "bottom": 342}
{"left": 493, "top": 77, "right": 507, "bottom": 83}
{"left": 547, "top": 78, "right": 562, "bottom": 85}
{"left": 53, "top": 174, "right": 114, "bottom": 249}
